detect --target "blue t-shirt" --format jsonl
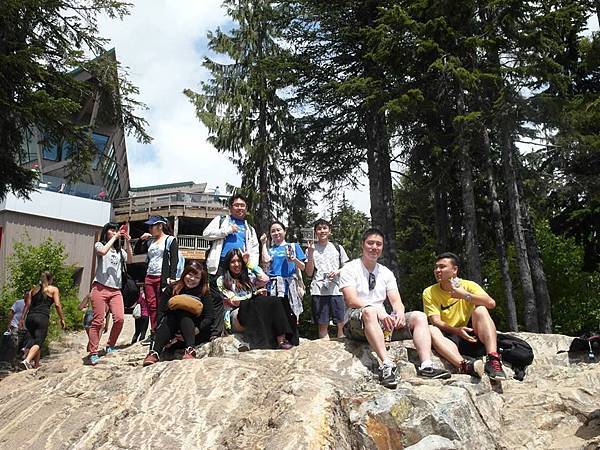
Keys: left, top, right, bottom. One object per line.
{"left": 221, "top": 217, "right": 247, "bottom": 260}
{"left": 268, "top": 242, "right": 306, "bottom": 277}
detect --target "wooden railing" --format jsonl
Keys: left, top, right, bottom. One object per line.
{"left": 177, "top": 235, "right": 211, "bottom": 251}
{"left": 113, "top": 191, "right": 230, "bottom": 217}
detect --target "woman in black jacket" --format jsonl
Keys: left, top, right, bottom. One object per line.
{"left": 142, "top": 261, "right": 214, "bottom": 366}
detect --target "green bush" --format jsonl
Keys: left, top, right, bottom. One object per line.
{"left": 0, "top": 237, "right": 84, "bottom": 346}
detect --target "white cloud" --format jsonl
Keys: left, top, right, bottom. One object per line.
{"left": 98, "top": 0, "right": 239, "bottom": 191}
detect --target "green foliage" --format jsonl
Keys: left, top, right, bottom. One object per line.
{"left": 535, "top": 221, "right": 600, "bottom": 335}
{"left": 0, "top": 237, "right": 84, "bottom": 344}
{"left": 330, "top": 196, "right": 370, "bottom": 260}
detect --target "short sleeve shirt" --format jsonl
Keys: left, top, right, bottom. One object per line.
{"left": 221, "top": 217, "right": 247, "bottom": 260}
{"left": 268, "top": 242, "right": 306, "bottom": 278}
{"left": 146, "top": 239, "right": 165, "bottom": 276}
{"left": 309, "top": 242, "right": 349, "bottom": 296}
{"left": 93, "top": 242, "right": 127, "bottom": 289}
{"left": 422, "top": 279, "right": 487, "bottom": 328}
{"left": 10, "top": 299, "right": 25, "bottom": 329}
{"left": 338, "top": 259, "right": 398, "bottom": 313}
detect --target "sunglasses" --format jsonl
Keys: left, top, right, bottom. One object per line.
{"left": 368, "top": 272, "right": 376, "bottom": 290}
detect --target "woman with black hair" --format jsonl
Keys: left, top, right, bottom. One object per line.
{"left": 143, "top": 261, "right": 214, "bottom": 366}
{"left": 86, "top": 222, "right": 132, "bottom": 365}
{"left": 19, "top": 271, "right": 66, "bottom": 370}
{"left": 260, "top": 220, "right": 306, "bottom": 346}
{"left": 218, "top": 249, "right": 293, "bottom": 350}
{"left": 136, "top": 215, "right": 180, "bottom": 339}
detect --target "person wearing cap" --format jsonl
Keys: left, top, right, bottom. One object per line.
{"left": 136, "top": 215, "right": 180, "bottom": 338}
{"left": 202, "top": 194, "right": 259, "bottom": 337}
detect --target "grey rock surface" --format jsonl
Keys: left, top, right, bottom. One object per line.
{"left": 0, "top": 319, "right": 598, "bottom": 449}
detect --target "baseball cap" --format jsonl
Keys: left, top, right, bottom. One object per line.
{"left": 144, "top": 215, "right": 167, "bottom": 226}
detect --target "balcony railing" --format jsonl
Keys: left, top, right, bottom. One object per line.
{"left": 130, "top": 235, "right": 210, "bottom": 253}
{"left": 177, "top": 235, "right": 210, "bottom": 251}
{"left": 113, "top": 191, "right": 230, "bottom": 217}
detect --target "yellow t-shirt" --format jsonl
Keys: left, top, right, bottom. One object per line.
{"left": 422, "top": 279, "right": 487, "bottom": 328}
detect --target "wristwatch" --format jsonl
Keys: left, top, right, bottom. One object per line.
{"left": 465, "top": 293, "right": 472, "bottom": 302}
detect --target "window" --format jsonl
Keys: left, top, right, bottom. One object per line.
{"left": 91, "top": 132, "right": 110, "bottom": 169}
{"left": 42, "top": 142, "right": 59, "bottom": 161}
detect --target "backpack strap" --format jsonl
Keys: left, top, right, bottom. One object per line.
{"left": 333, "top": 242, "right": 342, "bottom": 268}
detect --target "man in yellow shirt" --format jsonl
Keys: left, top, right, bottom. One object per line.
{"left": 422, "top": 252, "right": 507, "bottom": 380}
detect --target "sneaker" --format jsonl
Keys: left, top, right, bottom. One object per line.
{"left": 485, "top": 352, "right": 508, "bottom": 380}
{"left": 140, "top": 335, "right": 154, "bottom": 346}
{"left": 143, "top": 351, "right": 159, "bottom": 367}
{"left": 182, "top": 347, "right": 196, "bottom": 360}
{"left": 105, "top": 346, "right": 118, "bottom": 354}
{"left": 459, "top": 359, "right": 485, "bottom": 378}
{"left": 278, "top": 341, "right": 293, "bottom": 350}
{"left": 238, "top": 342, "right": 251, "bottom": 352}
{"left": 20, "top": 360, "right": 33, "bottom": 370}
{"left": 86, "top": 354, "right": 100, "bottom": 366}
{"left": 417, "top": 366, "right": 451, "bottom": 380}
{"left": 378, "top": 363, "right": 398, "bottom": 389}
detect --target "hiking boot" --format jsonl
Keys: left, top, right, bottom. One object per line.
{"left": 182, "top": 347, "right": 196, "bottom": 360}
{"left": 485, "top": 352, "right": 508, "bottom": 380}
{"left": 143, "top": 351, "right": 159, "bottom": 367}
{"left": 417, "top": 366, "right": 451, "bottom": 380}
{"left": 458, "top": 359, "right": 485, "bottom": 378}
{"left": 86, "top": 354, "right": 100, "bottom": 366}
{"left": 378, "top": 363, "right": 398, "bottom": 389}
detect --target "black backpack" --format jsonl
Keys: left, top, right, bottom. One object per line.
{"left": 563, "top": 334, "right": 600, "bottom": 362}
{"left": 496, "top": 333, "right": 534, "bottom": 381}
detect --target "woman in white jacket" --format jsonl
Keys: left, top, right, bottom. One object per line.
{"left": 202, "top": 194, "right": 259, "bottom": 337}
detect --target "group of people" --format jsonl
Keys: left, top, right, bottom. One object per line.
{"left": 10, "top": 193, "right": 509, "bottom": 391}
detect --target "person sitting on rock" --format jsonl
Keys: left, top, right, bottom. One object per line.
{"left": 423, "top": 252, "right": 507, "bottom": 380}
{"left": 217, "top": 249, "right": 293, "bottom": 350}
{"left": 143, "top": 261, "right": 214, "bottom": 366}
{"left": 339, "top": 228, "right": 450, "bottom": 389}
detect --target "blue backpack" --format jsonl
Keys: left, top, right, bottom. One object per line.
{"left": 165, "top": 236, "right": 186, "bottom": 280}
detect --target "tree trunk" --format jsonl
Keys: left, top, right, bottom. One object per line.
{"left": 480, "top": 123, "right": 518, "bottom": 331}
{"left": 434, "top": 187, "right": 449, "bottom": 253}
{"left": 516, "top": 176, "right": 553, "bottom": 333}
{"left": 501, "top": 122, "right": 538, "bottom": 332}
{"left": 365, "top": 109, "right": 400, "bottom": 278}
{"left": 455, "top": 84, "right": 482, "bottom": 283}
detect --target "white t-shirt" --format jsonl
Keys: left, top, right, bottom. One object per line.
{"left": 10, "top": 299, "right": 25, "bottom": 330}
{"left": 93, "top": 242, "right": 127, "bottom": 289}
{"left": 146, "top": 240, "right": 165, "bottom": 276}
{"left": 338, "top": 258, "right": 398, "bottom": 314}
{"left": 308, "top": 242, "right": 349, "bottom": 296}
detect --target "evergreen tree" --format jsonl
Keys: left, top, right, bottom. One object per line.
{"left": 185, "top": 0, "right": 294, "bottom": 235}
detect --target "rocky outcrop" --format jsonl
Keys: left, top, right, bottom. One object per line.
{"left": 0, "top": 319, "right": 598, "bottom": 449}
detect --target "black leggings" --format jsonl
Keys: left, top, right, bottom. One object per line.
{"left": 132, "top": 316, "right": 149, "bottom": 343}
{"left": 25, "top": 314, "right": 49, "bottom": 347}
{"left": 152, "top": 310, "right": 204, "bottom": 354}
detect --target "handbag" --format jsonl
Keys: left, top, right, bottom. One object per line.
{"left": 168, "top": 294, "right": 204, "bottom": 316}
{"left": 120, "top": 251, "right": 139, "bottom": 308}
{"left": 132, "top": 303, "right": 142, "bottom": 319}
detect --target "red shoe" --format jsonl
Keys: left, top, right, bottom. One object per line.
{"left": 182, "top": 347, "right": 196, "bottom": 360}
{"left": 143, "top": 351, "right": 159, "bottom": 367}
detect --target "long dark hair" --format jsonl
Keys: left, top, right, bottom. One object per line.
{"left": 222, "top": 248, "right": 253, "bottom": 291}
{"left": 99, "top": 222, "right": 121, "bottom": 251}
{"left": 173, "top": 261, "right": 209, "bottom": 297}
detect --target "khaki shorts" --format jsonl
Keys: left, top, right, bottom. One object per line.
{"left": 344, "top": 307, "right": 415, "bottom": 342}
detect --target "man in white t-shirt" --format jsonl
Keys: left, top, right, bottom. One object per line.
{"left": 339, "top": 228, "right": 450, "bottom": 389}
{"left": 305, "top": 219, "right": 349, "bottom": 339}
